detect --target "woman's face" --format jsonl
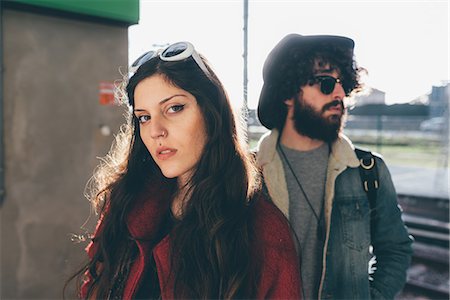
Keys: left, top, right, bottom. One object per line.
{"left": 134, "top": 74, "right": 208, "bottom": 186}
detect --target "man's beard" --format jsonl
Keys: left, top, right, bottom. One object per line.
{"left": 292, "top": 94, "right": 345, "bottom": 143}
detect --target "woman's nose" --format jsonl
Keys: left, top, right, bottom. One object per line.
{"left": 149, "top": 119, "right": 167, "bottom": 139}
{"left": 151, "top": 129, "right": 167, "bottom": 139}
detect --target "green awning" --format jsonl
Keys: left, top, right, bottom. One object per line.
{"left": 11, "top": 0, "right": 139, "bottom": 25}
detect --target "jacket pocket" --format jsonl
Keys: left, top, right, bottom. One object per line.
{"left": 336, "top": 196, "right": 370, "bottom": 251}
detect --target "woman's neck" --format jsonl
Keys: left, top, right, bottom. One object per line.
{"left": 171, "top": 182, "right": 191, "bottom": 219}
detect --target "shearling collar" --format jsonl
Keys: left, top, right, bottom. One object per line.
{"left": 256, "top": 129, "right": 360, "bottom": 169}
{"left": 255, "top": 129, "right": 360, "bottom": 218}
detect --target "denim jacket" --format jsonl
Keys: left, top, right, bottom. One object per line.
{"left": 256, "top": 130, "right": 413, "bottom": 299}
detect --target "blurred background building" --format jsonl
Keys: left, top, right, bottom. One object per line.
{"left": 354, "top": 87, "right": 386, "bottom": 106}
{"left": 0, "top": 1, "right": 138, "bottom": 298}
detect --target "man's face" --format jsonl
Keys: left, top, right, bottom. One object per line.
{"left": 291, "top": 64, "right": 346, "bottom": 143}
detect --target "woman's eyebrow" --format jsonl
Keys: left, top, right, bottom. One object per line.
{"left": 134, "top": 94, "right": 188, "bottom": 112}
{"left": 158, "top": 94, "right": 187, "bottom": 105}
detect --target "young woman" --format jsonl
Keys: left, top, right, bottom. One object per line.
{"left": 71, "top": 42, "right": 301, "bottom": 299}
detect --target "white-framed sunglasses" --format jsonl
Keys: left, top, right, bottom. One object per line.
{"left": 129, "top": 41, "right": 210, "bottom": 76}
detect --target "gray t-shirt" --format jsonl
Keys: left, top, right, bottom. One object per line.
{"left": 278, "top": 143, "right": 329, "bottom": 300}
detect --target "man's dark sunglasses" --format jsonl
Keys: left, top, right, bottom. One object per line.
{"left": 309, "top": 75, "right": 343, "bottom": 95}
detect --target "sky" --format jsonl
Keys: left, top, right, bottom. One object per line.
{"left": 129, "top": 0, "right": 449, "bottom": 109}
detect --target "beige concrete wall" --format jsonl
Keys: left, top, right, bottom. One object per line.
{"left": 1, "top": 8, "right": 128, "bottom": 299}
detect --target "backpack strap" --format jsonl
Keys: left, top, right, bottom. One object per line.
{"left": 354, "top": 147, "right": 379, "bottom": 235}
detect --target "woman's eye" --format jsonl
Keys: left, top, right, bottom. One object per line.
{"left": 168, "top": 104, "right": 185, "bottom": 113}
{"left": 137, "top": 115, "right": 151, "bottom": 123}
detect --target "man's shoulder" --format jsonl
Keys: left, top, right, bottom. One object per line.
{"left": 352, "top": 145, "right": 390, "bottom": 173}
{"left": 335, "top": 134, "right": 390, "bottom": 167}
{"left": 353, "top": 145, "right": 383, "bottom": 159}
{"left": 252, "top": 130, "right": 279, "bottom": 166}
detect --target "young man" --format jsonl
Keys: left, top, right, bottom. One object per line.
{"left": 255, "top": 34, "right": 413, "bottom": 299}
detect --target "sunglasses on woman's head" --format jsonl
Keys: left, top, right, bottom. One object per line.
{"left": 309, "top": 75, "right": 343, "bottom": 95}
{"left": 130, "top": 41, "right": 210, "bottom": 76}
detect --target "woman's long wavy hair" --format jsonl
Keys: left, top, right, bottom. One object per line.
{"left": 68, "top": 52, "right": 261, "bottom": 299}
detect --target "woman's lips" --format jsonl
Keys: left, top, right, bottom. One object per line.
{"left": 156, "top": 147, "right": 177, "bottom": 160}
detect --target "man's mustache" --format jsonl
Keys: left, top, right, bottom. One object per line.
{"left": 322, "top": 100, "right": 344, "bottom": 113}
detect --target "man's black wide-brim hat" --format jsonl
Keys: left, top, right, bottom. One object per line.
{"left": 257, "top": 34, "right": 355, "bottom": 129}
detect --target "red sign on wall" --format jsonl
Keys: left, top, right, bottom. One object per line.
{"left": 99, "top": 81, "right": 116, "bottom": 105}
